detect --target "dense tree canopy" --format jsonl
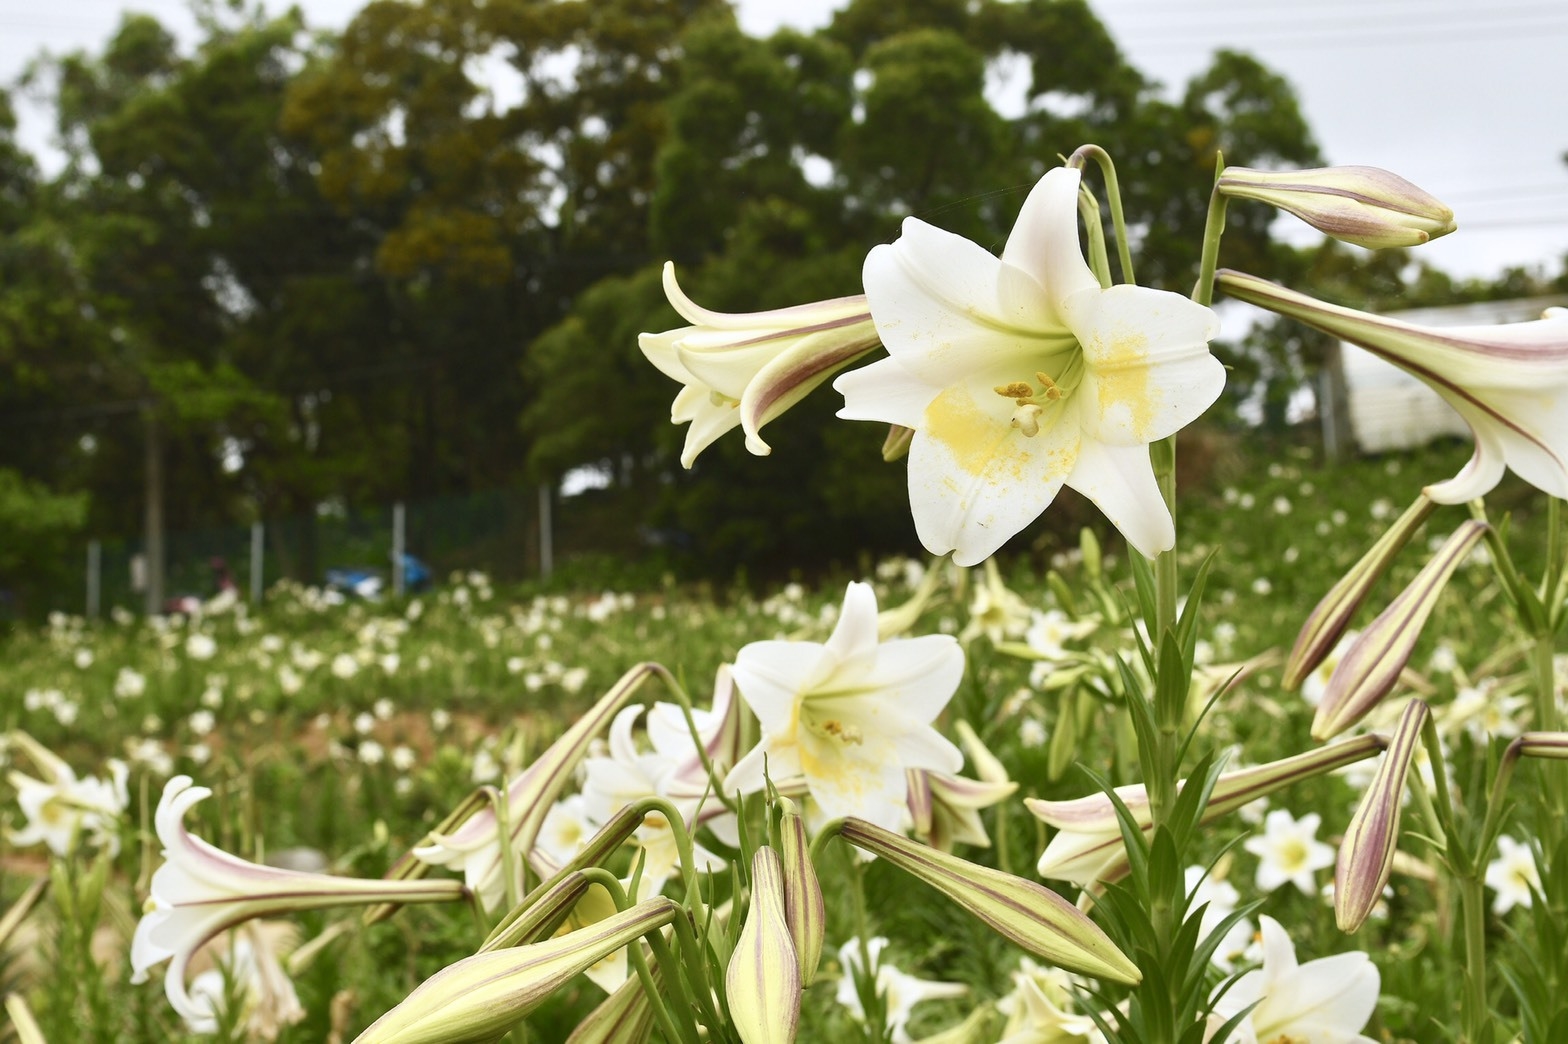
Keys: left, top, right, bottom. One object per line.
{"left": 1, "top": 0, "right": 1559, "bottom": 604}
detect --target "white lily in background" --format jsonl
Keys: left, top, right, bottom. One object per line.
{"left": 1485, "top": 835, "right": 1541, "bottom": 915}
{"left": 131, "top": 776, "right": 464, "bottom": 1027}
{"left": 7, "top": 732, "right": 128, "bottom": 858}
{"left": 724, "top": 581, "right": 964, "bottom": 832}
{"left": 182, "top": 922, "right": 305, "bottom": 1039}
{"left": 836, "top": 166, "right": 1224, "bottom": 565}
{"left": 1243, "top": 808, "right": 1336, "bottom": 896}
{"left": 835, "top": 937, "right": 968, "bottom": 1044}
{"left": 1207, "top": 916, "right": 1379, "bottom": 1044}
{"left": 1218, "top": 270, "right": 1568, "bottom": 504}
{"left": 995, "top": 957, "right": 1101, "bottom": 1043}
{"left": 640, "top": 263, "right": 882, "bottom": 466}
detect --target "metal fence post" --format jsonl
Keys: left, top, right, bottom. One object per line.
{"left": 250, "top": 522, "right": 264, "bottom": 603}
{"left": 86, "top": 540, "right": 101, "bottom": 619}
{"left": 392, "top": 502, "right": 406, "bottom": 596}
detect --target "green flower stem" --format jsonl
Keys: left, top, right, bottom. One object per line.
{"left": 648, "top": 664, "right": 740, "bottom": 815}
{"left": 1457, "top": 872, "right": 1491, "bottom": 1042}
{"left": 1078, "top": 188, "right": 1114, "bottom": 290}
{"left": 1191, "top": 166, "right": 1229, "bottom": 308}
{"left": 578, "top": 869, "right": 702, "bottom": 1044}
{"left": 1529, "top": 634, "right": 1562, "bottom": 852}
{"left": 635, "top": 795, "right": 704, "bottom": 906}
{"left": 1068, "top": 144, "right": 1137, "bottom": 285}
{"left": 488, "top": 784, "right": 521, "bottom": 914}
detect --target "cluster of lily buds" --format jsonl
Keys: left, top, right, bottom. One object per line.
{"left": 1217, "top": 164, "right": 1456, "bottom": 249}
{"left": 1310, "top": 521, "right": 1488, "bottom": 740}
{"left": 1029, "top": 736, "right": 1385, "bottom": 887}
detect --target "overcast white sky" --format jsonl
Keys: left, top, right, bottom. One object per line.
{"left": 3, "top": 0, "right": 1565, "bottom": 281}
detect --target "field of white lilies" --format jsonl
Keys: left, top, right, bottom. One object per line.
{"left": 5, "top": 435, "right": 1565, "bottom": 1043}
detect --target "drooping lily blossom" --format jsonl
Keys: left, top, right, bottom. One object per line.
{"left": 1207, "top": 916, "right": 1380, "bottom": 1043}
{"left": 639, "top": 263, "right": 881, "bottom": 467}
{"left": 1218, "top": 270, "right": 1568, "bottom": 504}
{"left": 131, "top": 777, "right": 465, "bottom": 1029}
{"left": 837, "top": 166, "right": 1224, "bottom": 565}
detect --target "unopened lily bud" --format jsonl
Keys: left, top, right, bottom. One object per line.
{"left": 1218, "top": 165, "right": 1456, "bottom": 249}
{"left": 1028, "top": 735, "right": 1385, "bottom": 886}
{"left": 1336, "top": 699, "right": 1429, "bottom": 932}
{"left": 954, "top": 721, "right": 1010, "bottom": 786}
{"left": 1517, "top": 732, "right": 1568, "bottom": 760}
{"left": 1313, "top": 521, "right": 1487, "bottom": 740}
{"left": 727, "top": 848, "right": 801, "bottom": 1044}
{"left": 566, "top": 962, "right": 662, "bottom": 1044}
{"left": 837, "top": 818, "right": 1140, "bottom": 985}
{"left": 1283, "top": 494, "right": 1435, "bottom": 691}
{"left": 777, "top": 804, "right": 825, "bottom": 986}
{"left": 355, "top": 897, "right": 680, "bottom": 1043}
{"left": 883, "top": 424, "right": 915, "bottom": 461}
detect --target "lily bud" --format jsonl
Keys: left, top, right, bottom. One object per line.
{"left": 777, "top": 804, "right": 825, "bottom": 986}
{"left": 1313, "top": 521, "right": 1487, "bottom": 740}
{"left": 640, "top": 263, "right": 882, "bottom": 466}
{"left": 1217, "top": 165, "right": 1456, "bottom": 249}
{"left": 565, "top": 962, "right": 661, "bottom": 1044}
{"left": 1518, "top": 732, "right": 1568, "bottom": 760}
{"left": 1028, "top": 735, "right": 1385, "bottom": 886}
{"left": 354, "top": 897, "right": 679, "bottom": 1044}
{"left": 838, "top": 818, "right": 1140, "bottom": 985}
{"left": 1283, "top": 494, "right": 1435, "bottom": 691}
{"left": 1336, "top": 700, "right": 1429, "bottom": 932}
{"left": 726, "top": 848, "right": 801, "bottom": 1044}
{"left": 882, "top": 424, "right": 915, "bottom": 462}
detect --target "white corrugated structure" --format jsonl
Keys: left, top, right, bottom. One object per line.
{"left": 1330, "top": 295, "right": 1568, "bottom": 455}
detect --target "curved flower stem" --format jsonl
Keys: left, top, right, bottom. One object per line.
{"left": 579, "top": 868, "right": 702, "bottom": 1044}
{"left": 636, "top": 795, "right": 703, "bottom": 905}
{"left": 1191, "top": 158, "right": 1230, "bottom": 308}
{"left": 648, "top": 664, "right": 740, "bottom": 816}
{"left": 1067, "top": 144, "right": 1136, "bottom": 285}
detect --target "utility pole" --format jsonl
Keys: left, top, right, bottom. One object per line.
{"left": 143, "top": 405, "right": 164, "bottom": 614}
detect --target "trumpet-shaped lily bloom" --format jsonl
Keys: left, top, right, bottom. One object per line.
{"left": 131, "top": 777, "right": 464, "bottom": 1027}
{"left": 723, "top": 582, "right": 964, "bottom": 832}
{"left": 7, "top": 732, "right": 128, "bottom": 858}
{"left": 835, "top": 937, "right": 968, "bottom": 1044}
{"left": 1207, "top": 916, "right": 1379, "bottom": 1044}
{"left": 1218, "top": 270, "right": 1568, "bottom": 504}
{"left": 640, "top": 263, "right": 881, "bottom": 467}
{"left": 836, "top": 167, "right": 1224, "bottom": 565}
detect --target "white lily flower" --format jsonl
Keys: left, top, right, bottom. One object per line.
{"left": 7, "top": 732, "right": 128, "bottom": 858}
{"left": 995, "top": 957, "right": 1101, "bottom": 1043}
{"left": 835, "top": 937, "right": 968, "bottom": 1044}
{"left": 640, "top": 263, "right": 881, "bottom": 466}
{"left": 182, "top": 922, "right": 305, "bottom": 1039}
{"left": 1243, "top": 809, "right": 1336, "bottom": 896}
{"left": 1485, "top": 834, "right": 1541, "bottom": 915}
{"left": 1218, "top": 270, "right": 1568, "bottom": 504}
{"left": 1207, "top": 916, "right": 1379, "bottom": 1044}
{"left": 836, "top": 167, "right": 1223, "bottom": 565}
{"left": 724, "top": 581, "right": 964, "bottom": 832}
{"left": 131, "top": 776, "right": 464, "bottom": 1027}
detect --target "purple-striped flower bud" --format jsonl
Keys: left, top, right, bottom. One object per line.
{"left": 727, "top": 847, "right": 801, "bottom": 1044}
{"left": 1217, "top": 165, "right": 1456, "bottom": 249}
{"left": 1335, "top": 699, "right": 1430, "bottom": 932}
{"left": 1313, "top": 521, "right": 1487, "bottom": 740}
{"left": 1283, "top": 495, "right": 1435, "bottom": 691}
